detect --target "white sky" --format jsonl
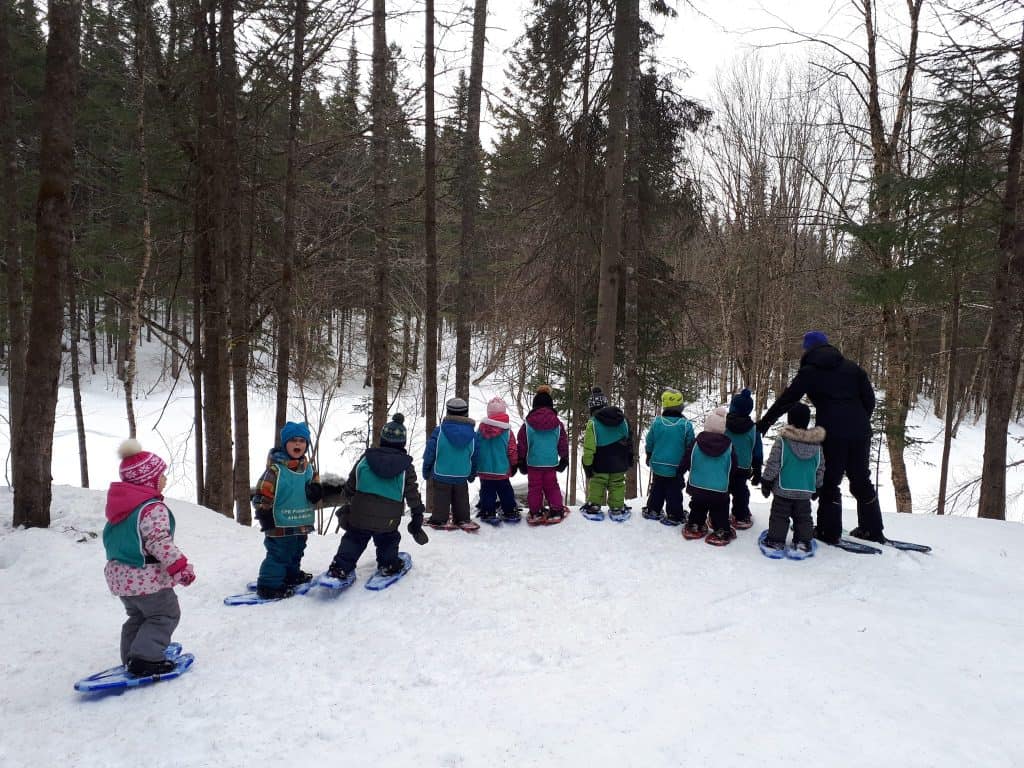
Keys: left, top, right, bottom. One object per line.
{"left": 333, "top": 0, "right": 961, "bottom": 142}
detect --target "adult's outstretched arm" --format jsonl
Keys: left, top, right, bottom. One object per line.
{"left": 756, "top": 373, "right": 808, "bottom": 434}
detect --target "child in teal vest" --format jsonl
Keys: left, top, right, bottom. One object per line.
{"left": 724, "top": 388, "right": 764, "bottom": 529}
{"left": 103, "top": 440, "right": 195, "bottom": 677}
{"left": 324, "top": 413, "right": 427, "bottom": 579}
{"left": 423, "top": 398, "right": 479, "bottom": 531}
{"left": 251, "top": 421, "right": 323, "bottom": 600}
{"left": 581, "top": 387, "right": 633, "bottom": 516}
{"left": 516, "top": 385, "right": 570, "bottom": 523}
{"left": 759, "top": 403, "right": 825, "bottom": 552}
{"left": 642, "top": 387, "right": 695, "bottom": 523}
{"left": 476, "top": 397, "right": 520, "bottom": 522}
{"left": 680, "top": 406, "right": 739, "bottom": 545}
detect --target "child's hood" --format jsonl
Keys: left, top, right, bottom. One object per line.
{"left": 105, "top": 481, "right": 163, "bottom": 524}
{"left": 594, "top": 406, "right": 625, "bottom": 427}
{"left": 266, "top": 447, "right": 309, "bottom": 471}
{"left": 695, "top": 432, "right": 732, "bottom": 457}
{"left": 440, "top": 415, "right": 476, "bottom": 447}
{"left": 525, "top": 407, "right": 561, "bottom": 430}
{"left": 725, "top": 413, "right": 755, "bottom": 434}
{"left": 780, "top": 425, "right": 826, "bottom": 455}
{"left": 479, "top": 421, "right": 510, "bottom": 439}
{"left": 364, "top": 446, "right": 413, "bottom": 479}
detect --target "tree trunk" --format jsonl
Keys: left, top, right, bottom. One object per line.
{"left": 424, "top": 0, "right": 439, "bottom": 435}
{"left": 68, "top": 263, "right": 89, "bottom": 487}
{"left": 124, "top": 0, "right": 154, "bottom": 439}
{"left": 1, "top": 0, "right": 27, "bottom": 461}
{"left": 275, "top": 0, "right": 306, "bottom": 437}
{"left": 621, "top": 0, "right": 641, "bottom": 499}
{"left": 936, "top": 271, "right": 961, "bottom": 515}
{"left": 593, "top": 0, "right": 632, "bottom": 392}
{"left": 369, "top": 0, "right": 390, "bottom": 438}
{"left": 454, "top": 0, "right": 487, "bottom": 401}
{"left": 979, "top": 20, "right": 1024, "bottom": 521}
{"left": 12, "top": 0, "right": 81, "bottom": 528}
{"left": 220, "top": 0, "right": 250, "bottom": 524}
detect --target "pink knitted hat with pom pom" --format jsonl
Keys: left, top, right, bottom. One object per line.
{"left": 118, "top": 439, "right": 167, "bottom": 489}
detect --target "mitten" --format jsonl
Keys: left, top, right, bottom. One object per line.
{"left": 760, "top": 481, "right": 772, "bottom": 499}
{"left": 750, "top": 469, "right": 762, "bottom": 486}
{"left": 756, "top": 419, "right": 770, "bottom": 436}
{"left": 583, "top": 464, "right": 594, "bottom": 479}
{"left": 407, "top": 508, "right": 429, "bottom": 545}
{"left": 556, "top": 456, "right": 568, "bottom": 473}
{"left": 255, "top": 508, "right": 275, "bottom": 532}
{"left": 468, "top": 473, "right": 477, "bottom": 484}
{"left": 811, "top": 492, "right": 818, "bottom": 501}
{"left": 168, "top": 558, "right": 196, "bottom": 586}
{"left": 518, "top": 460, "right": 528, "bottom": 475}
{"left": 509, "top": 465, "right": 517, "bottom": 477}
{"left": 305, "top": 481, "right": 323, "bottom": 502}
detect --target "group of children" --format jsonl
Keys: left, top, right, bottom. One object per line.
{"left": 99, "top": 383, "right": 824, "bottom": 676}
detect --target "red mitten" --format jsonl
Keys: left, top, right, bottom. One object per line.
{"left": 168, "top": 557, "right": 196, "bottom": 586}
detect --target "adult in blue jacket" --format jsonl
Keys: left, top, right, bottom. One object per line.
{"left": 756, "top": 331, "right": 883, "bottom": 544}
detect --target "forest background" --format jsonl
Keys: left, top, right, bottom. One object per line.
{"left": 3, "top": 0, "right": 1024, "bottom": 528}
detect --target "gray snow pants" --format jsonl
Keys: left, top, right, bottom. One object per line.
{"left": 119, "top": 588, "right": 181, "bottom": 664}
{"left": 767, "top": 496, "right": 814, "bottom": 544}
{"left": 427, "top": 480, "right": 471, "bottom": 525}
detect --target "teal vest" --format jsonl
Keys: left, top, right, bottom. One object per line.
{"left": 272, "top": 462, "right": 315, "bottom": 527}
{"left": 103, "top": 499, "right": 174, "bottom": 567}
{"left": 476, "top": 430, "right": 511, "bottom": 475}
{"left": 725, "top": 426, "right": 757, "bottom": 470}
{"left": 688, "top": 445, "right": 731, "bottom": 493}
{"left": 593, "top": 419, "right": 628, "bottom": 447}
{"left": 779, "top": 440, "right": 820, "bottom": 493}
{"left": 356, "top": 458, "right": 405, "bottom": 501}
{"left": 526, "top": 424, "right": 559, "bottom": 467}
{"left": 434, "top": 429, "right": 473, "bottom": 481}
{"left": 649, "top": 416, "right": 691, "bottom": 477}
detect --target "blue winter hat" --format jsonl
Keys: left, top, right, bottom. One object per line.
{"left": 803, "top": 330, "right": 829, "bottom": 350}
{"left": 729, "top": 388, "right": 753, "bottom": 416}
{"left": 280, "top": 421, "right": 311, "bottom": 448}
{"left": 380, "top": 413, "right": 407, "bottom": 448}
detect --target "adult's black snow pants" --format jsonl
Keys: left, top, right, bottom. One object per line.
{"left": 816, "top": 433, "right": 883, "bottom": 540}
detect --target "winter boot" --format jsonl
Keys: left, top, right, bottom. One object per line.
{"left": 127, "top": 657, "right": 177, "bottom": 677}
{"left": 285, "top": 570, "right": 313, "bottom": 587}
{"left": 256, "top": 584, "right": 295, "bottom": 600}
{"left": 813, "top": 525, "right": 841, "bottom": 545}
{"left": 379, "top": 559, "right": 405, "bottom": 577}
{"left": 682, "top": 522, "right": 708, "bottom": 540}
{"left": 849, "top": 526, "right": 887, "bottom": 544}
{"left": 641, "top": 506, "right": 663, "bottom": 521}
{"left": 731, "top": 514, "right": 753, "bottom": 530}
{"left": 326, "top": 563, "right": 352, "bottom": 581}
{"left": 706, "top": 527, "right": 737, "bottom": 546}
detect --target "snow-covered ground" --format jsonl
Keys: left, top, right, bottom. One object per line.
{"left": 1, "top": 339, "right": 1024, "bottom": 766}
{"left": 1, "top": 486, "right": 1023, "bottom": 767}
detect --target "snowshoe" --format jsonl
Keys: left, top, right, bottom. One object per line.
{"left": 758, "top": 530, "right": 786, "bottom": 559}
{"left": 498, "top": 508, "right": 522, "bottom": 523}
{"left": 705, "top": 527, "right": 737, "bottom": 547}
{"left": 641, "top": 506, "right": 663, "bottom": 521}
{"left": 457, "top": 520, "right": 481, "bottom": 533}
{"left": 580, "top": 503, "right": 605, "bottom": 521}
{"left": 682, "top": 522, "right": 708, "bottom": 540}
{"left": 731, "top": 515, "right": 754, "bottom": 531}
{"left": 608, "top": 506, "right": 632, "bottom": 523}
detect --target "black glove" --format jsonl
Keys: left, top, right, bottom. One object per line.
{"left": 305, "top": 481, "right": 323, "bottom": 503}
{"left": 760, "top": 481, "right": 772, "bottom": 499}
{"left": 407, "top": 508, "right": 429, "bottom": 545}
{"left": 583, "top": 465, "right": 594, "bottom": 479}
{"left": 556, "top": 456, "right": 568, "bottom": 473}
{"left": 509, "top": 465, "right": 517, "bottom": 477}
{"left": 468, "top": 473, "right": 477, "bottom": 484}
{"left": 518, "top": 460, "right": 528, "bottom": 475}
{"left": 756, "top": 419, "right": 770, "bottom": 436}
{"left": 645, "top": 453, "right": 651, "bottom": 466}
{"left": 255, "top": 508, "right": 275, "bottom": 532}
{"left": 750, "top": 469, "right": 762, "bottom": 486}
{"left": 811, "top": 492, "right": 818, "bottom": 501}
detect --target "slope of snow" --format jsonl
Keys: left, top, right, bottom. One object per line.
{"left": 1, "top": 485, "right": 1022, "bottom": 768}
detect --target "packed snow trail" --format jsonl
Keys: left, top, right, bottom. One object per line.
{"left": 2, "top": 485, "right": 1022, "bottom": 768}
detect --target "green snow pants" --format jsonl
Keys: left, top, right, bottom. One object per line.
{"left": 587, "top": 472, "right": 626, "bottom": 508}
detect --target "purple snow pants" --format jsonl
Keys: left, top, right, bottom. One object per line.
{"left": 527, "top": 467, "right": 563, "bottom": 512}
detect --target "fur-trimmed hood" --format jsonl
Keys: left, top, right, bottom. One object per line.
{"left": 779, "top": 425, "right": 826, "bottom": 456}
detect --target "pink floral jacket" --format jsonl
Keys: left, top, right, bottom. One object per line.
{"left": 103, "top": 482, "right": 189, "bottom": 597}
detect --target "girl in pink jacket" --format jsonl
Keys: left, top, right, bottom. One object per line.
{"left": 103, "top": 440, "right": 195, "bottom": 677}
